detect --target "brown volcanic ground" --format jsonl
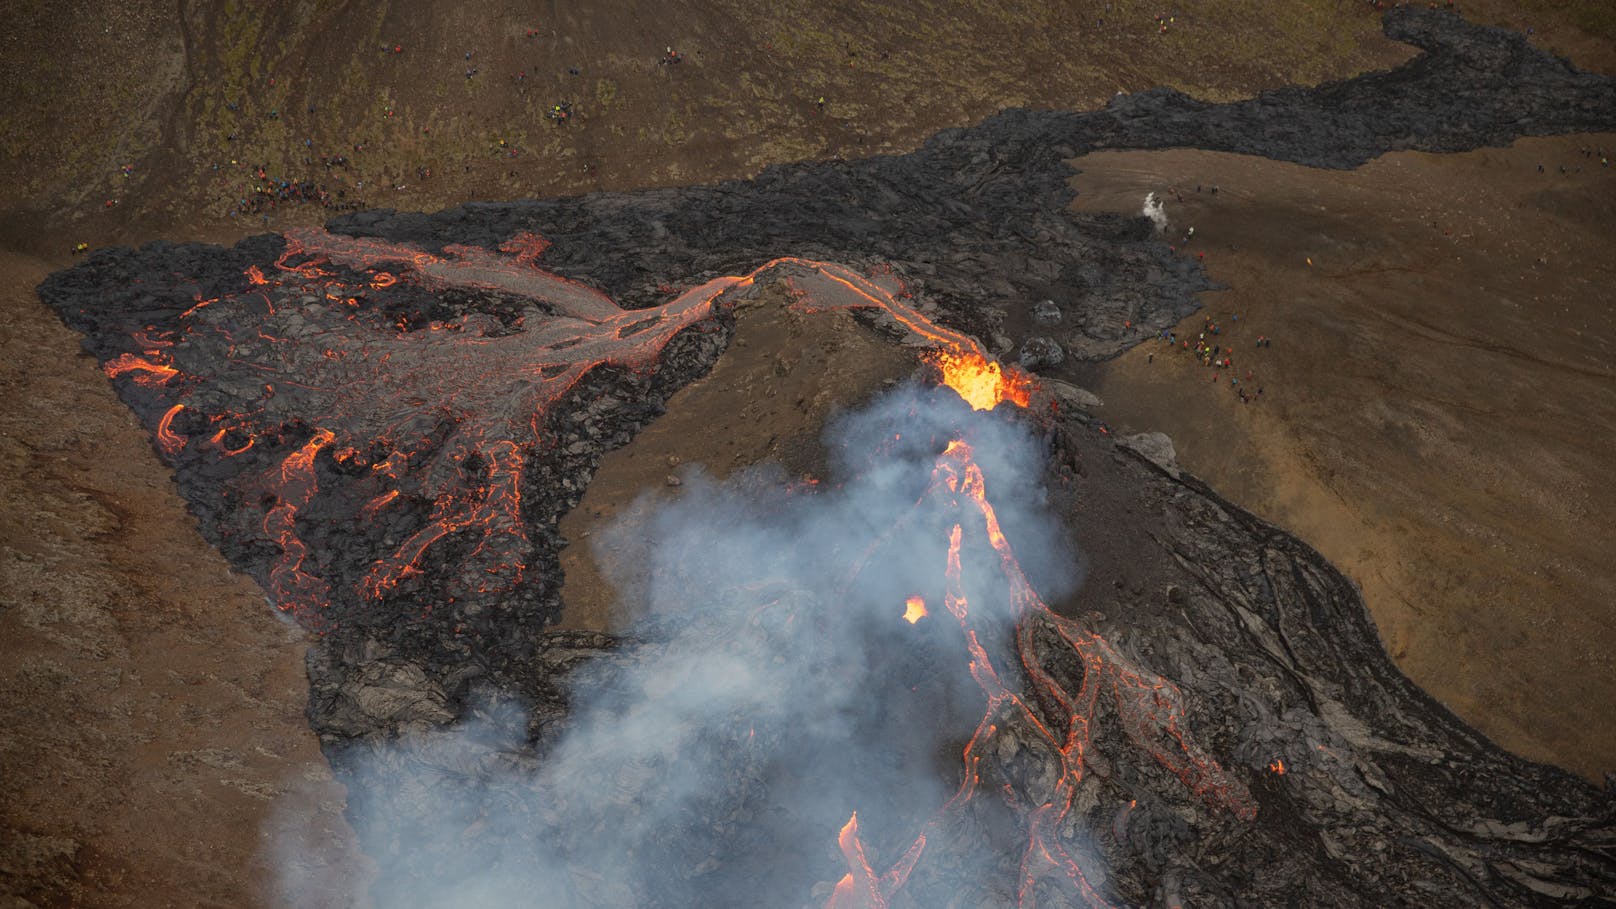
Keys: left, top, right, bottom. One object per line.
{"left": 1065, "top": 136, "right": 1616, "bottom": 781}
{"left": 2, "top": 1, "right": 1614, "bottom": 905}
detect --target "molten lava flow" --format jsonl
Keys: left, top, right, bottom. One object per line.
{"left": 827, "top": 440, "right": 1255, "bottom": 908}
{"left": 776, "top": 261, "right": 1033, "bottom": 411}
{"left": 827, "top": 813, "right": 881, "bottom": 908}
{"left": 263, "top": 428, "right": 337, "bottom": 618}
{"left": 89, "top": 223, "right": 1254, "bottom": 899}
{"left": 932, "top": 350, "right": 1033, "bottom": 411}
{"left": 359, "top": 438, "right": 528, "bottom": 600}
{"left": 208, "top": 427, "right": 254, "bottom": 456}
{"left": 155, "top": 404, "right": 186, "bottom": 455}
{"left": 98, "top": 227, "right": 1034, "bottom": 624}
{"left": 826, "top": 813, "right": 927, "bottom": 909}
{"left": 104, "top": 352, "right": 179, "bottom": 387}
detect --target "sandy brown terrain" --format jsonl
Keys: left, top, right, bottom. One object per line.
{"left": 2, "top": 1, "right": 1614, "bottom": 905}
{"left": 1068, "top": 135, "right": 1616, "bottom": 781}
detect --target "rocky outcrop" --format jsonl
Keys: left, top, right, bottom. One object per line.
{"left": 1118, "top": 431, "right": 1179, "bottom": 477}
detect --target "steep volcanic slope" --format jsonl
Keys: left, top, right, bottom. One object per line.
{"left": 32, "top": 9, "right": 1616, "bottom": 908}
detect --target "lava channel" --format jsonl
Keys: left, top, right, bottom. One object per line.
{"left": 823, "top": 439, "right": 1256, "bottom": 909}
{"left": 96, "top": 227, "right": 1034, "bottom": 625}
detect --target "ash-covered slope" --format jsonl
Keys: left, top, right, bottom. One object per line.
{"left": 34, "top": 8, "right": 1616, "bottom": 908}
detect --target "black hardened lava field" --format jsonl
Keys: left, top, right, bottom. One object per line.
{"left": 36, "top": 11, "right": 1616, "bottom": 909}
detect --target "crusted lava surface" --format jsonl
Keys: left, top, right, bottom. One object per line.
{"left": 35, "top": 10, "right": 1616, "bottom": 908}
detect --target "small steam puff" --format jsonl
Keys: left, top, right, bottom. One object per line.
{"left": 1142, "top": 192, "right": 1167, "bottom": 233}
{"left": 274, "top": 383, "right": 1085, "bottom": 908}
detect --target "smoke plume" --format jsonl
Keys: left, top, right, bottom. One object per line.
{"left": 1141, "top": 193, "right": 1167, "bottom": 234}
{"left": 272, "top": 382, "right": 1083, "bottom": 908}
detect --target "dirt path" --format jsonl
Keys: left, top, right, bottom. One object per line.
{"left": 0, "top": 251, "right": 371, "bottom": 907}
{"left": 1068, "top": 135, "right": 1616, "bottom": 781}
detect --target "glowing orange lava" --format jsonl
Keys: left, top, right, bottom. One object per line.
{"left": 263, "top": 429, "right": 336, "bottom": 614}
{"left": 932, "top": 349, "right": 1033, "bottom": 411}
{"left": 826, "top": 812, "right": 926, "bottom": 909}
{"left": 248, "top": 230, "right": 1043, "bottom": 618}
{"left": 104, "top": 352, "right": 179, "bottom": 387}
{"left": 155, "top": 403, "right": 186, "bottom": 454}
{"left": 208, "top": 427, "right": 255, "bottom": 456}
{"left": 89, "top": 224, "right": 1253, "bottom": 898}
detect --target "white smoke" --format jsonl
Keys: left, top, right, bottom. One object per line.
{"left": 1142, "top": 192, "right": 1167, "bottom": 233}
{"left": 271, "top": 382, "right": 1083, "bottom": 908}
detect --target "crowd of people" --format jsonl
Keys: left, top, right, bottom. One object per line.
{"left": 1154, "top": 312, "right": 1273, "bottom": 405}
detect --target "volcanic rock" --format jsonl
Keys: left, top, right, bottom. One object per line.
{"left": 1118, "top": 431, "right": 1180, "bottom": 478}
{"left": 1018, "top": 336, "right": 1066, "bottom": 371}
{"left": 1045, "top": 379, "right": 1103, "bottom": 413}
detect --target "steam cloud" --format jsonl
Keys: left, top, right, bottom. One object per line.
{"left": 1141, "top": 193, "right": 1167, "bottom": 234}
{"left": 273, "top": 383, "right": 1084, "bottom": 908}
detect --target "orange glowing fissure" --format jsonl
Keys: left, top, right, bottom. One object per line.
{"left": 108, "top": 227, "right": 1034, "bottom": 628}
{"left": 105, "top": 352, "right": 179, "bottom": 387}
{"left": 825, "top": 440, "right": 1256, "bottom": 909}
{"left": 932, "top": 349, "right": 1033, "bottom": 411}
{"left": 262, "top": 429, "right": 338, "bottom": 613}
{"left": 154, "top": 403, "right": 187, "bottom": 454}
